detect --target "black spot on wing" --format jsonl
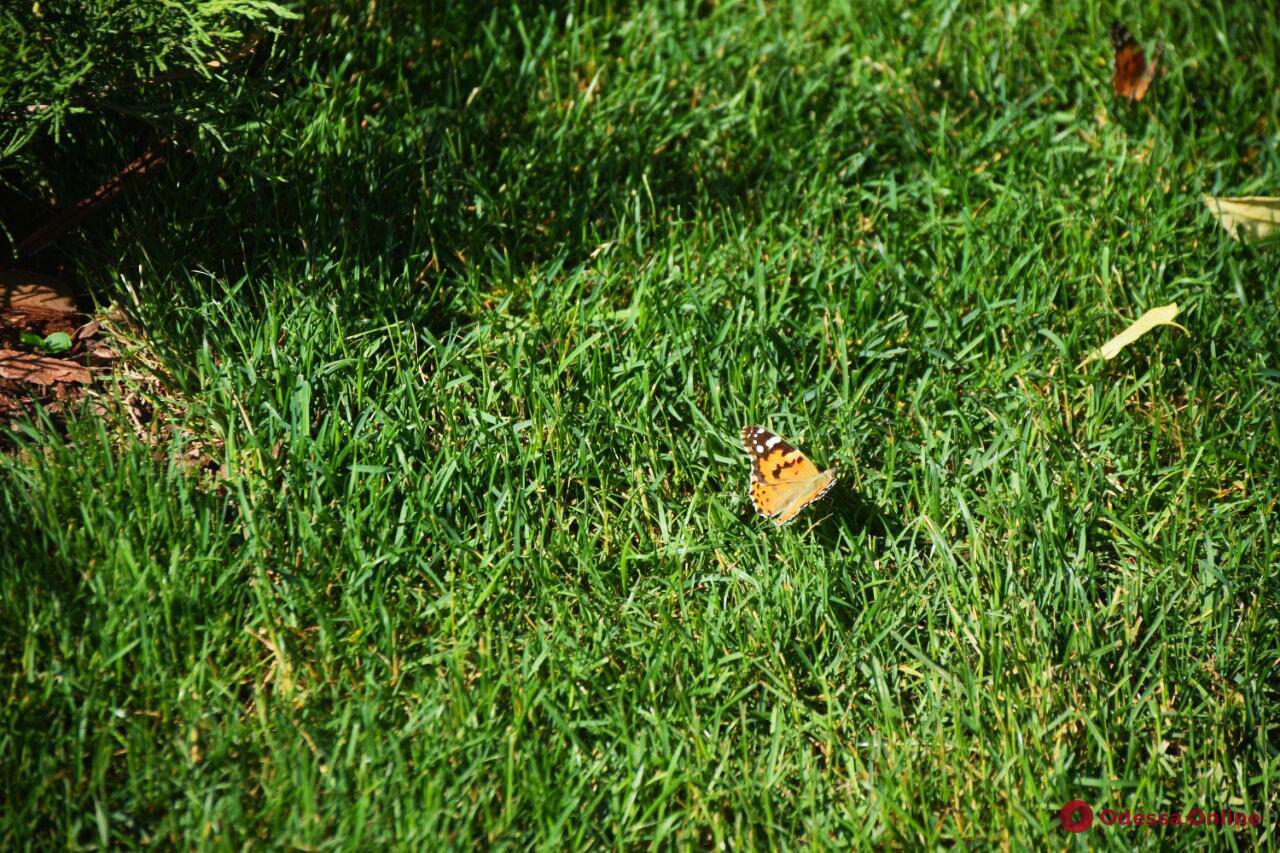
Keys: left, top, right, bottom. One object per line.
{"left": 1110, "top": 21, "right": 1136, "bottom": 51}
{"left": 741, "top": 426, "right": 799, "bottom": 458}
{"left": 768, "top": 453, "right": 808, "bottom": 480}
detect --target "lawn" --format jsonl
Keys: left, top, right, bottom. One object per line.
{"left": 2, "top": 0, "right": 1278, "bottom": 847}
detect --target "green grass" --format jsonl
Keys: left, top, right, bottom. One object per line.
{"left": 3, "top": 0, "right": 1279, "bottom": 847}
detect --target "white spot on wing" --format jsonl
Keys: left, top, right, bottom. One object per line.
{"left": 764, "top": 435, "right": 781, "bottom": 449}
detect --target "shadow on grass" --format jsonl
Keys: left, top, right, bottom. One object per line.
{"left": 735, "top": 478, "right": 902, "bottom": 545}
{"left": 25, "top": 0, "right": 928, "bottom": 339}
{"left": 785, "top": 483, "right": 904, "bottom": 550}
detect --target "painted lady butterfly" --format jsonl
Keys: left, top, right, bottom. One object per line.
{"left": 741, "top": 426, "right": 836, "bottom": 526}
{"left": 1111, "top": 22, "right": 1159, "bottom": 102}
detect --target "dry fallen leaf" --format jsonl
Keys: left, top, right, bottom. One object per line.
{"left": 0, "top": 348, "right": 92, "bottom": 385}
{"left": 1081, "top": 302, "right": 1185, "bottom": 366}
{"left": 0, "top": 270, "right": 78, "bottom": 316}
{"left": 1203, "top": 195, "right": 1280, "bottom": 243}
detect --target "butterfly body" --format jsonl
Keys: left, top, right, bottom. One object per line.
{"left": 741, "top": 426, "right": 836, "bottom": 525}
{"left": 1110, "top": 22, "right": 1159, "bottom": 102}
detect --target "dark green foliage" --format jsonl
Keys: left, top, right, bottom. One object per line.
{"left": 0, "top": 0, "right": 295, "bottom": 251}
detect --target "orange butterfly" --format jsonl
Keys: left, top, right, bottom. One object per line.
{"left": 741, "top": 426, "right": 836, "bottom": 525}
{"left": 1110, "top": 22, "right": 1160, "bottom": 102}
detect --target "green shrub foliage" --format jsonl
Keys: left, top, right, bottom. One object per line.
{"left": 0, "top": 0, "right": 296, "bottom": 248}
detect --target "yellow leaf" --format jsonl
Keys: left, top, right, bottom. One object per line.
{"left": 1081, "top": 303, "right": 1185, "bottom": 367}
{"left": 1202, "top": 194, "right": 1280, "bottom": 243}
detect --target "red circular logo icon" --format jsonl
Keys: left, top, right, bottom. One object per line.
{"left": 1060, "top": 800, "right": 1094, "bottom": 832}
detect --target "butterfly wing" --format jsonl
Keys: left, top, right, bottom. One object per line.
{"left": 1111, "top": 22, "right": 1157, "bottom": 101}
{"left": 741, "top": 426, "right": 837, "bottom": 525}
